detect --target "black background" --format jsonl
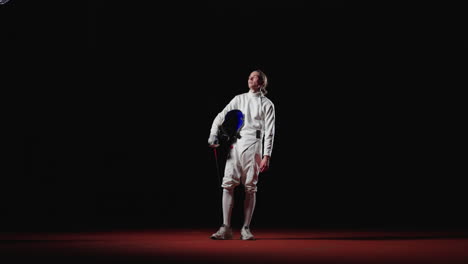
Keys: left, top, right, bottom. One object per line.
{"left": 2, "top": 1, "right": 465, "bottom": 231}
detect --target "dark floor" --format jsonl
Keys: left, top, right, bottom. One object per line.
{"left": 1, "top": 228, "right": 468, "bottom": 263}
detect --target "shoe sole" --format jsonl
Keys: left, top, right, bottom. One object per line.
{"left": 210, "top": 235, "right": 233, "bottom": 240}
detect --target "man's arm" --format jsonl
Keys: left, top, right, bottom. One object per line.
{"left": 262, "top": 102, "right": 275, "bottom": 158}
{"left": 260, "top": 155, "right": 270, "bottom": 173}
{"left": 261, "top": 101, "right": 275, "bottom": 173}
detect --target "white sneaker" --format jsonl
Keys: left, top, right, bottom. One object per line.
{"left": 210, "top": 224, "right": 233, "bottom": 240}
{"left": 240, "top": 226, "right": 255, "bottom": 240}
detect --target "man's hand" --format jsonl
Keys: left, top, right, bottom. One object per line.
{"left": 260, "top": 155, "right": 270, "bottom": 173}
{"left": 208, "top": 134, "right": 220, "bottom": 148}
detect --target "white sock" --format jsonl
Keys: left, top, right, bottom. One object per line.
{"left": 243, "top": 192, "right": 256, "bottom": 228}
{"left": 222, "top": 188, "right": 234, "bottom": 227}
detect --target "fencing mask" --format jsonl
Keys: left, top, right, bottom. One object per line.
{"left": 218, "top": 109, "right": 244, "bottom": 145}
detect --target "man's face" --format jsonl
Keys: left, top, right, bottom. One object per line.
{"left": 248, "top": 71, "right": 263, "bottom": 92}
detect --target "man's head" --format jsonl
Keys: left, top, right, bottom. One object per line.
{"left": 248, "top": 70, "right": 268, "bottom": 94}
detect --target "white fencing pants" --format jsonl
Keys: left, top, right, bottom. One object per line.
{"left": 221, "top": 139, "right": 262, "bottom": 194}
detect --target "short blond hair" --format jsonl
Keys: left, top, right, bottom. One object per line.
{"left": 254, "top": 69, "right": 268, "bottom": 95}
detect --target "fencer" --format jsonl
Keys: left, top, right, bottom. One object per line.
{"left": 208, "top": 70, "right": 276, "bottom": 240}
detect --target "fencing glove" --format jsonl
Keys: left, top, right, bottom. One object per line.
{"left": 208, "top": 134, "right": 219, "bottom": 148}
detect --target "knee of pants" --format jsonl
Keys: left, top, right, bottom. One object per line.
{"left": 244, "top": 185, "right": 257, "bottom": 194}
{"left": 243, "top": 178, "right": 258, "bottom": 194}
{"left": 222, "top": 179, "right": 240, "bottom": 190}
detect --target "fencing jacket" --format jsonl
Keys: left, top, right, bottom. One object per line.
{"left": 210, "top": 90, "right": 275, "bottom": 157}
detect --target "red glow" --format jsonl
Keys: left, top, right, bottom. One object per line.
{"left": 1, "top": 229, "right": 467, "bottom": 264}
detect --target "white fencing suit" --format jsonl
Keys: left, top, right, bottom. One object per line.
{"left": 209, "top": 90, "right": 275, "bottom": 193}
